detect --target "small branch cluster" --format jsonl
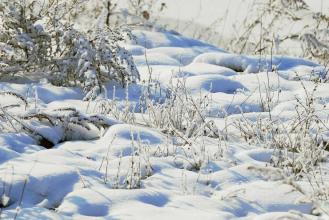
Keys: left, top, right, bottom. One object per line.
{"left": 0, "top": 92, "right": 114, "bottom": 148}
{"left": 140, "top": 78, "right": 220, "bottom": 144}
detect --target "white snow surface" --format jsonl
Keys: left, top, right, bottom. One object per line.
{"left": 1, "top": 28, "right": 329, "bottom": 220}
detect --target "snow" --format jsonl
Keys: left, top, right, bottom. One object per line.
{"left": 131, "top": 30, "right": 222, "bottom": 50}
{"left": 179, "top": 75, "right": 246, "bottom": 94}
{"left": 0, "top": 83, "right": 83, "bottom": 104}
{"left": 193, "top": 52, "right": 319, "bottom": 73}
{"left": 178, "top": 63, "right": 238, "bottom": 77}
{"left": 1, "top": 27, "right": 329, "bottom": 220}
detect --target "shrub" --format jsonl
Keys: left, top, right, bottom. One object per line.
{"left": 0, "top": 0, "right": 139, "bottom": 99}
{"left": 234, "top": 71, "right": 329, "bottom": 200}
{"left": 227, "top": 0, "right": 329, "bottom": 64}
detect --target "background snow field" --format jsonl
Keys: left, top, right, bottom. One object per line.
{"left": 0, "top": 30, "right": 329, "bottom": 219}
{"left": 1, "top": 24, "right": 329, "bottom": 220}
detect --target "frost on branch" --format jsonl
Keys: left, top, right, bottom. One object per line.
{"left": 0, "top": 0, "right": 139, "bottom": 100}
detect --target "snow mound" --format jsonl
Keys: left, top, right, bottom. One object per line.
{"left": 58, "top": 188, "right": 110, "bottom": 217}
{"left": 0, "top": 83, "right": 83, "bottom": 104}
{"left": 177, "top": 63, "right": 238, "bottom": 77}
{"left": 134, "top": 52, "right": 181, "bottom": 66}
{"left": 147, "top": 46, "right": 222, "bottom": 65}
{"left": 213, "top": 181, "right": 312, "bottom": 215}
{"left": 193, "top": 52, "right": 319, "bottom": 73}
{"left": 102, "top": 124, "right": 168, "bottom": 156}
{"left": 180, "top": 75, "right": 247, "bottom": 94}
{"left": 0, "top": 134, "right": 42, "bottom": 163}
{"left": 0, "top": 160, "right": 80, "bottom": 209}
{"left": 132, "top": 29, "right": 223, "bottom": 50}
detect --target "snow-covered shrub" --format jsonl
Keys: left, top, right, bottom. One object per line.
{"left": 173, "top": 142, "right": 208, "bottom": 171}
{"left": 0, "top": 92, "right": 116, "bottom": 148}
{"left": 53, "top": 28, "right": 139, "bottom": 100}
{"left": 234, "top": 75, "right": 329, "bottom": 200}
{"left": 88, "top": 84, "right": 137, "bottom": 123}
{"left": 0, "top": 0, "right": 139, "bottom": 99}
{"left": 99, "top": 132, "right": 153, "bottom": 189}
{"left": 89, "top": 75, "right": 219, "bottom": 143}
{"left": 140, "top": 78, "right": 219, "bottom": 142}
{"left": 231, "top": 0, "right": 308, "bottom": 53}
{"left": 228, "top": 0, "right": 329, "bottom": 64}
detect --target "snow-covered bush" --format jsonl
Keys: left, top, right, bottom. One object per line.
{"left": 230, "top": 0, "right": 308, "bottom": 54}
{"left": 0, "top": 0, "right": 139, "bottom": 99}
{"left": 53, "top": 28, "right": 139, "bottom": 100}
{"left": 0, "top": 91, "right": 117, "bottom": 148}
{"left": 228, "top": 0, "right": 329, "bottom": 64}
{"left": 140, "top": 78, "right": 219, "bottom": 142}
{"left": 234, "top": 75, "right": 329, "bottom": 200}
